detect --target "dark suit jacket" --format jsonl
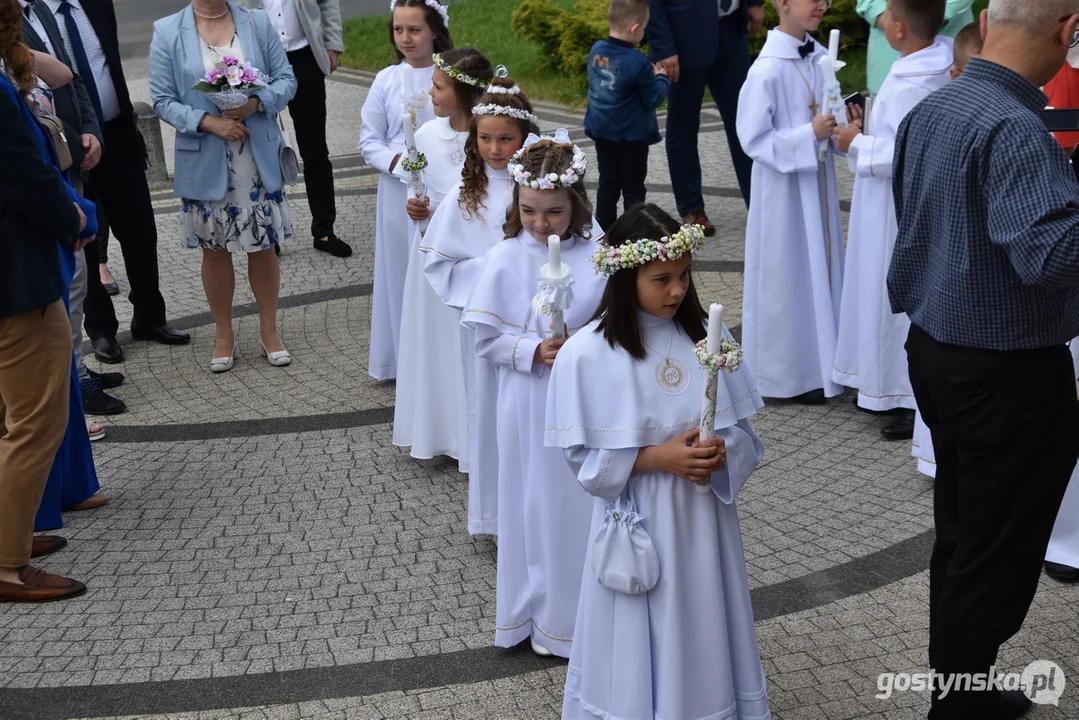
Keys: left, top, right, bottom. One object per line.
{"left": 80, "top": 0, "right": 137, "bottom": 136}
{"left": 22, "top": 3, "right": 102, "bottom": 172}
{"left": 646, "top": 0, "right": 764, "bottom": 69}
{"left": 0, "top": 84, "right": 81, "bottom": 319}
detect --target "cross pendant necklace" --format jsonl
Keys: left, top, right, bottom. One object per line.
{"left": 793, "top": 61, "right": 819, "bottom": 115}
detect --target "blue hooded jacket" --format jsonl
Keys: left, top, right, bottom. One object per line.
{"left": 584, "top": 37, "right": 670, "bottom": 144}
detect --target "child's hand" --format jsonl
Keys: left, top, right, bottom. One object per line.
{"left": 846, "top": 101, "right": 864, "bottom": 126}
{"left": 833, "top": 121, "right": 863, "bottom": 153}
{"left": 654, "top": 63, "right": 667, "bottom": 77}
{"left": 534, "top": 335, "right": 566, "bottom": 368}
{"left": 812, "top": 113, "right": 837, "bottom": 141}
{"left": 657, "top": 428, "right": 727, "bottom": 484}
{"left": 406, "top": 196, "right": 430, "bottom": 221}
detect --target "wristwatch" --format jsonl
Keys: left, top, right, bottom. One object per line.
{"left": 255, "top": 98, "right": 265, "bottom": 114}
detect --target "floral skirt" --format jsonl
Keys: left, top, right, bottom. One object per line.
{"left": 179, "top": 138, "right": 293, "bottom": 253}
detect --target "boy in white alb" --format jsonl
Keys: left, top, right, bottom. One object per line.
{"left": 832, "top": 0, "right": 953, "bottom": 441}
{"left": 736, "top": 0, "right": 845, "bottom": 405}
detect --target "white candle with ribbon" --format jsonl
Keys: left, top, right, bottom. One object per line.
{"left": 547, "top": 235, "right": 565, "bottom": 339}
{"left": 399, "top": 63, "right": 427, "bottom": 229}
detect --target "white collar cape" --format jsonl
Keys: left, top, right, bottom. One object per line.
{"left": 545, "top": 315, "right": 764, "bottom": 450}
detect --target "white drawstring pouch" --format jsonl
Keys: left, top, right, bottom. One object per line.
{"left": 591, "top": 488, "right": 660, "bottom": 595}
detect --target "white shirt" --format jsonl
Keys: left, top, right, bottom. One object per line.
{"left": 43, "top": 0, "right": 120, "bottom": 122}
{"left": 260, "top": 0, "right": 309, "bottom": 52}
{"left": 718, "top": 0, "right": 741, "bottom": 18}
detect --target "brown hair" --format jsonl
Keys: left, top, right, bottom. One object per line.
{"left": 503, "top": 140, "right": 593, "bottom": 240}
{"left": 608, "top": 0, "right": 650, "bottom": 29}
{"left": 388, "top": 0, "right": 452, "bottom": 64}
{"left": 0, "top": 0, "right": 38, "bottom": 100}
{"left": 458, "top": 77, "right": 539, "bottom": 221}
{"left": 591, "top": 203, "right": 706, "bottom": 360}
{"left": 953, "top": 20, "right": 983, "bottom": 65}
{"left": 890, "top": 0, "right": 946, "bottom": 40}
{"left": 438, "top": 47, "right": 494, "bottom": 118}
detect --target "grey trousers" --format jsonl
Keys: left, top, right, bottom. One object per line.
{"left": 70, "top": 248, "right": 89, "bottom": 382}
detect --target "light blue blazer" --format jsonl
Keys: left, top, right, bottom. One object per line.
{"left": 149, "top": 2, "right": 297, "bottom": 201}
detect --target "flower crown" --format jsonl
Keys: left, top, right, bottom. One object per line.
{"left": 471, "top": 103, "right": 538, "bottom": 124}
{"left": 390, "top": 0, "right": 449, "bottom": 27}
{"left": 432, "top": 53, "right": 489, "bottom": 88}
{"left": 508, "top": 129, "right": 587, "bottom": 190}
{"left": 590, "top": 224, "right": 707, "bottom": 276}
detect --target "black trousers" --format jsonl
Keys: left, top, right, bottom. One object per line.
{"left": 665, "top": 14, "right": 753, "bottom": 215}
{"left": 905, "top": 325, "right": 1078, "bottom": 718}
{"left": 83, "top": 118, "right": 167, "bottom": 340}
{"left": 287, "top": 46, "right": 336, "bottom": 240}
{"left": 593, "top": 138, "right": 650, "bottom": 232}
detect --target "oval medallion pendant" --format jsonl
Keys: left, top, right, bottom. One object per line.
{"left": 655, "top": 357, "right": 690, "bottom": 396}
{"left": 452, "top": 150, "right": 465, "bottom": 164}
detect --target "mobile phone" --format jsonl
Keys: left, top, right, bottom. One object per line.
{"left": 1042, "top": 108, "right": 1079, "bottom": 132}
{"left": 843, "top": 91, "right": 867, "bottom": 111}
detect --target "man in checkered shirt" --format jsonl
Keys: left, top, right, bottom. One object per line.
{"left": 889, "top": 1, "right": 1079, "bottom": 718}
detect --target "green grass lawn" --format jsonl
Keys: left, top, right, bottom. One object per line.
{"left": 341, "top": 0, "right": 990, "bottom": 106}
{"left": 341, "top": 0, "right": 587, "bottom": 105}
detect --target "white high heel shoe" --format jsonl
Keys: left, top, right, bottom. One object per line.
{"left": 530, "top": 636, "right": 554, "bottom": 657}
{"left": 210, "top": 342, "right": 237, "bottom": 373}
{"left": 260, "top": 341, "right": 292, "bottom": 367}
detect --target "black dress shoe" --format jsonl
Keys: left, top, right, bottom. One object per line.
{"left": 80, "top": 379, "right": 126, "bottom": 416}
{"left": 92, "top": 336, "right": 124, "bottom": 364}
{"left": 1045, "top": 560, "right": 1079, "bottom": 583}
{"left": 792, "top": 389, "right": 826, "bottom": 405}
{"left": 314, "top": 234, "right": 353, "bottom": 258}
{"left": 103, "top": 281, "right": 119, "bottom": 296}
{"left": 87, "top": 368, "right": 124, "bottom": 389}
{"left": 995, "top": 689, "right": 1032, "bottom": 719}
{"left": 130, "top": 323, "right": 191, "bottom": 345}
{"left": 881, "top": 409, "right": 916, "bottom": 440}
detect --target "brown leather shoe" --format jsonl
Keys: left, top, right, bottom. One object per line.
{"left": 30, "top": 535, "right": 68, "bottom": 559}
{"left": 64, "top": 495, "right": 111, "bottom": 512}
{"left": 0, "top": 566, "right": 86, "bottom": 603}
{"left": 682, "top": 209, "right": 716, "bottom": 237}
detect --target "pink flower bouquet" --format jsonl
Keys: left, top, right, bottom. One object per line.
{"left": 193, "top": 56, "right": 265, "bottom": 111}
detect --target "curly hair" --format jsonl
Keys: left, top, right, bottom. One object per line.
{"left": 0, "top": 0, "right": 38, "bottom": 100}
{"left": 437, "top": 47, "right": 493, "bottom": 119}
{"left": 503, "top": 140, "right": 593, "bottom": 240}
{"left": 458, "top": 77, "right": 539, "bottom": 222}
{"left": 388, "top": 0, "right": 452, "bottom": 63}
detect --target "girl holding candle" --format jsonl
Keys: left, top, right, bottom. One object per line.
{"left": 393, "top": 48, "right": 494, "bottom": 470}
{"left": 461, "top": 135, "right": 605, "bottom": 658}
{"left": 546, "top": 203, "right": 771, "bottom": 719}
{"left": 422, "top": 76, "right": 538, "bottom": 538}
{"left": 358, "top": 0, "right": 451, "bottom": 381}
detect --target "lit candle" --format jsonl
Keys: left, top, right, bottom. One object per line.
{"left": 548, "top": 235, "right": 561, "bottom": 270}
{"left": 828, "top": 29, "right": 840, "bottom": 66}
{"left": 706, "top": 303, "right": 724, "bottom": 354}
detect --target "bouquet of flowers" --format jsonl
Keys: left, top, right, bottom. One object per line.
{"left": 193, "top": 56, "right": 265, "bottom": 111}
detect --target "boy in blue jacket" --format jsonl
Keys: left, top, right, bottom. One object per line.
{"left": 585, "top": 0, "right": 670, "bottom": 230}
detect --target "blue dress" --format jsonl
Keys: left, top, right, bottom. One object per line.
{"left": 0, "top": 72, "right": 102, "bottom": 532}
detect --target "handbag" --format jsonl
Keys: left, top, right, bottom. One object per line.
{"left": 38, "top": 113, "right": 73, "bottom": 172}
{"left": 591, "top": 487, "right": 660, "bottom": 595}
{"left": 248, "top": 10, "right": 300, "bottom": 185}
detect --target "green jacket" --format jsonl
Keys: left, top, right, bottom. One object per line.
{"left": 857, "top": 0, "right": 974, "bottom": 94}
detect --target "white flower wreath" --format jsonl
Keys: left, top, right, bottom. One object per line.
{"left": 590, "top": 224, "right": 707, "bottom": 276}
{"left": 507, "top": 130, "right": 588, "bottom": 190}
{"left": 389, "top": 0, "right": 449, "bottom": 27}
{"left": 471, "top": 103, "right": 538, "bottom": 124}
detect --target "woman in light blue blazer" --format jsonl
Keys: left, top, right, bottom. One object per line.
{"left": 150, "top": 0, "right": 298, "bottom": 373}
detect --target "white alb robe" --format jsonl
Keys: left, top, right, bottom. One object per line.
{"left": 547, "top": 312, "right": 771, "bottom": 720}
{"left": 462, "top": 232, "right": 606, "bottom": 657}
{"left": 421, "top": 166, "right": 515, "bottom": 535}
{"left": 392, "top": 117, "right": 470, "bottom": 469}
{"left": 913, "top": 340, "right": 1079, "bottom": 570}
{"left": 833, "top": 39, "right": 953, "bottom": 411}
{"left": 737, "top": 29, "right": 844, "bottom": 399}
{"left": 359, "top": 61, "right": 436, "bottom": 381}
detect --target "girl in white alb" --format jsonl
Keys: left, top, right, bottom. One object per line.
{"left": 547, "top": 204, "right": 771, "bottom": 719}
{"left": 422, "top": 76, "right": 539, "bottom": 536}
{"left": 392, "top": 49, "right": 494, "bottom": 470}
{"left": 462, "top": 133, "right": 606, "bottom": 657}
{"left": 358, "top": 0, "right": 450, "bottom": 381}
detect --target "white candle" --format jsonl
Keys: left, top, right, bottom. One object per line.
{"left": 548, "top": 235, "right": 561, "bottom": 270}
{"left": 828, "top": 29, "right": 841, "bottom": 66}
{"left": 706, "top": 303, "right": 724, "bottom": 354}
{"left": 401, "top": 63, "right": 415, "bottom": 97}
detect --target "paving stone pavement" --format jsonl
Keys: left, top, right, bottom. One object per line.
{"left": 1, "top": 65, "right": 1077, "bottom": 720}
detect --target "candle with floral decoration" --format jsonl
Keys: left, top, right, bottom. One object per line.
{"left": 694, "top": 302, "right": 743, "bottom": 494}
{"left": 398, "top": 64, "right": 428, "bottom": 225}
